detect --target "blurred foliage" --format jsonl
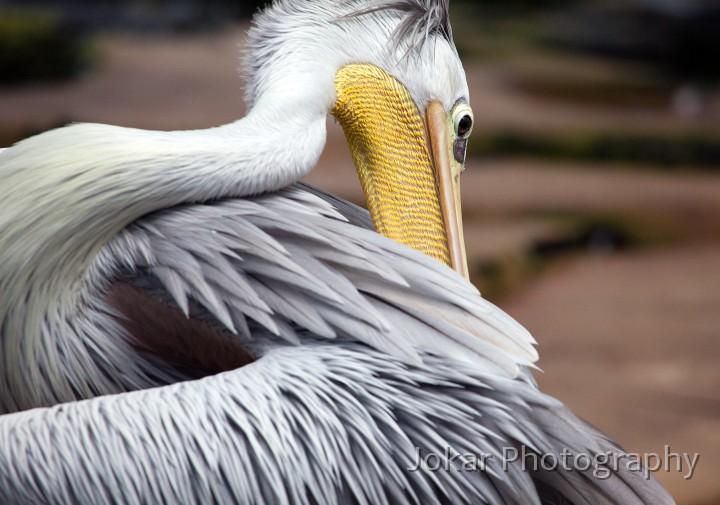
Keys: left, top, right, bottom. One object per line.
{"left": 0, "top": 9, "right": 92, "bottom": 85}
{"left": 540, "top": 1, "right": 720, "bottom": 81}
{"left": 456, "top": 0, "right": 579, "bottom": 13}
{"left": 513, "top": 73, "right": 671, "bottom": 107}
{"left": 472, "top": 252, "right": 531, "bottom": 301}
{"left": 2, "top": 1, "right": 257, "bottom": 30}
{"left": 453, "top": 0, "right": 720, "bottom": 82}
{"left": 471, "top": 210, "right": 679, "bottom": 301}
{"left": 470, "top": 131, "right": 720, "bottom": 169}
{"left": 462, "top": 0, "right": 720, "bottom": 82}
{"left": 236, "top": 0, "right": 271, "bottom": 18}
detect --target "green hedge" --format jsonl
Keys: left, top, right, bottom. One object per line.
{"left": 470, "top": 131, "right": 720, "bottom": 169}
{"left": 0, "top": 9, "right": 91, "bottom": 85}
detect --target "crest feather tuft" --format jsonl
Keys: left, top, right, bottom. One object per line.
{"left": 344, "top": 0, "right": 452, "bottom": 54}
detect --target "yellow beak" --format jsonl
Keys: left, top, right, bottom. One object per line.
{"left": 333, "top": 64, "right": 469, "bottom": 278}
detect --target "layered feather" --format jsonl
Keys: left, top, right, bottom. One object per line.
{"left": 104, "top": 184, "right": 538, "bottom": 376}
{"left": 0, "top": 341, "right": 673, "bottom": 505}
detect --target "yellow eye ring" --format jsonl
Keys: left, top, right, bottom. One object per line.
{"left": 452, "top": 104, "right": 473, "bottom": 139}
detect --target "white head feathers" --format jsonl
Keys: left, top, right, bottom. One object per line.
{"left": 243, "top": 0, "right": 467, "bottom": 115}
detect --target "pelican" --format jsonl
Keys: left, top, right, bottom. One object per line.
{"left": 0, "top": 0, "right": 673, "bottom": 503}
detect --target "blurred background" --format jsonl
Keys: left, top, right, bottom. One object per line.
{"left": 0, "top": 0, "right": 718, "bottom": 502}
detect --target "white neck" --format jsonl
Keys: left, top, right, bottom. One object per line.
{"left": 1, "top": 103, "right": 326, "bottom": 289}
{"left": 0, "top": 102, "right": 326, "bottom": 410}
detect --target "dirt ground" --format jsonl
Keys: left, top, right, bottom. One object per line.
{"left": 505, "top": 246, "right": 720, "bottom": 505}
{"left": 1, "top": 25, "right": 718, "bottom": 504}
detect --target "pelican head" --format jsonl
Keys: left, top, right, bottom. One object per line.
{"left": 244, "top": 0, "right": 472, "bottom": 276}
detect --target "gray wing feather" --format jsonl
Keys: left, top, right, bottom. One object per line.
{"left": 102, "top": 183, "right": 537, "bottom": 376}
{"left": 296, "top": 182, "right": 375, "bottom": 229}
{"left": 1, "top": 184, "right": 671, "bottom": 503}
{"left": 0, "top": 344, "right": 674, "bottom": 505}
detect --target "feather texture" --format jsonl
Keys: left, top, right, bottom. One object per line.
{"left": 343, "top": 0, "right": 452, "bottom": 55}
{"left": 0, "top": 183, "right": 674, "bottom": 503}
{"left": 103, "top": 184, "right": 538, "bottom": 375}
{"left": 0, "top": 342, "right": 673, "bottom": 505}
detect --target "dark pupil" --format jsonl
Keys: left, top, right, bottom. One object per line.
{"left": 458, "top": 115, "right": 472, "bottom": 136}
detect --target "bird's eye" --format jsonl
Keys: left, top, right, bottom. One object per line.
{"left": 458, "top": 115, "right": 472, "bottom": 137}
{"left": 453, "top": 104, "right": 474, "bottom": 140}
{"left": 451, "top": 103, "right": 473, "bottom": 166}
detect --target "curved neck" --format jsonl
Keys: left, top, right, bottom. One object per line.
{"left": 0, "top": 105, "right": 326, "bottom": 410}
{"left": 1, "top": 105, "right": 325, "bottom": 289}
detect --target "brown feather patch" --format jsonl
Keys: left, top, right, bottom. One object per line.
{"left": 106, "top": 281, "right": 255, "bottom": 378}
